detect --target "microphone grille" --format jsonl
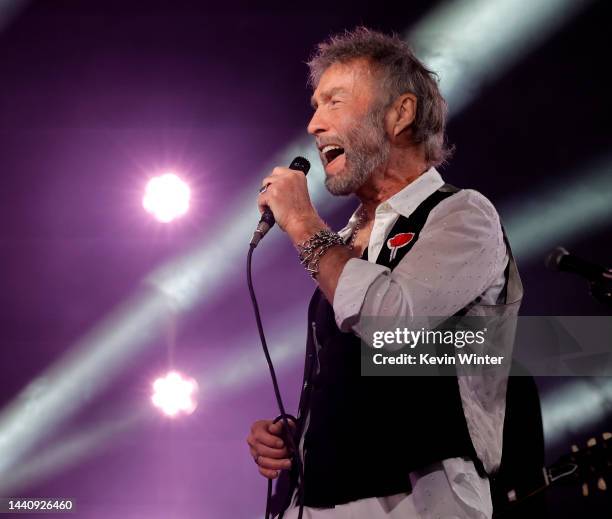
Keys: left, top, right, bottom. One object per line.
{"left": 545, "top": 246, "right": 569, "bottom": 271}
{"left": 289, "top": 156, "right": 311, "bottom": 175}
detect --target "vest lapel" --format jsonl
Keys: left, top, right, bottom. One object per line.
{"left": 375, "top": 187, "right": 458, "bottom": 269}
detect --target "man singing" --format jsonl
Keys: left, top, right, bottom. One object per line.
{"left": 246, "top": 27, "right": 522, "bottom": 519}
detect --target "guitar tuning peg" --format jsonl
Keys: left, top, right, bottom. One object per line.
{"left": 587, "top": 437, "right": 597, "bottom": 447}
{"left": 582, "top": 482, "right": 589, "bottom": 497}
{"left": 597, "top": 477, "right": 607, "bottom": 491}
{"left": 602, "top": 432, "right": 611, "bottom": 441}
{"left": 571, "top": 444, "right": 579, "bottom": 453}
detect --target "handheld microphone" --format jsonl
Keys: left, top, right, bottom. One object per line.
{"left": 545, "top": 246, "right": 612, "bottom": 282}
{"left": 250, "top": 156, "right": 311, "bottom": 247}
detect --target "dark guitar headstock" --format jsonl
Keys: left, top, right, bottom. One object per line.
{"left": 495, "top": 431, "right": 611, "bottom": 517}
{"left": 557, "top": 432, "right": 612, "bottom": 497}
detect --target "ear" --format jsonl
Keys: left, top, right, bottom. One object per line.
{"left": 391, "top": 93, "right": 417, "bottom": 137}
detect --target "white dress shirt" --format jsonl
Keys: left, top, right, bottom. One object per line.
{"left": 283, "top": 168, "right": 509, "bottom": 519}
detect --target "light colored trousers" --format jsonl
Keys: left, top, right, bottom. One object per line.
{"left": 281, "top": 457, "right": 493, "bottom": 519}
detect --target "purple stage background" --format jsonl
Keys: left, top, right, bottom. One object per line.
{"left": 0, "top": 1, "right": 611, "bottom": 517}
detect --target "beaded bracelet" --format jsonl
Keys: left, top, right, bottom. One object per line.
{"left": 297, "top": 229, "right": 345, "bottom": 278}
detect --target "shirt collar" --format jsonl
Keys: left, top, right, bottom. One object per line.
{"left": 339, "top": 167, "right": 445, "bottom": 239}
{"left": 381, "top": 166, "right": 445, "bottom": 217}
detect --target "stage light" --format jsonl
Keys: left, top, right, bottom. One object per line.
{"left": 143, "top": 173, "right": 191, "bottom": 223}
{"left": 0, "top": 308, "right": 304, "bottom": 495}
{"left": 151, "top": 371, "right": 198, "bottom": 417}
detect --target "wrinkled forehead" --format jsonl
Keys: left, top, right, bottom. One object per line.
{"left": 311, "top": 58, "right": 380, "bottom": 105}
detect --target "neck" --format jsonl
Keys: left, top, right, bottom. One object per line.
{"left": 355, "top": 145, "right": 428, "bottom": 221}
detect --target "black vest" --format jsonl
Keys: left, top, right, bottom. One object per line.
{"left": 274, "top": 186, "right": 486, "bottom": 512}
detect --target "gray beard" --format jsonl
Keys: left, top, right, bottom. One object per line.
{"left": 324, "top": 106, "right": 390, "bottom": 196}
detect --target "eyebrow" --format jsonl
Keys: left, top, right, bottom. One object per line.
{"left": 310, "top": 87, "right": 347, "bottom": 109}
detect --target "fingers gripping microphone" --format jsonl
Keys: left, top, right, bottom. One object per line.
{"left": 250, "top": 156, "right": 310, "bottom": 247}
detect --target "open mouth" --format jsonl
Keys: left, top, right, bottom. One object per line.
{"left": 321, "top": 144, "right": 345, "bottom": 165}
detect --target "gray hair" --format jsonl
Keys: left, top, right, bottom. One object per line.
{"left": 307, "top": 27, "right": 452, "bottom": 166}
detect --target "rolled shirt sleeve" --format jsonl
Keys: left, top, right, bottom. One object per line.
{"left": 332, "top": 189, "right": 507, "bottom": 335}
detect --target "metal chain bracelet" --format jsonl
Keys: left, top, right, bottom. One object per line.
{"left": 297, "top": 229, "right": 345, "bottom": 278}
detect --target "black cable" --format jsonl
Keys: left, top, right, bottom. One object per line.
{"left": 247, "top": 244, "right": 305, "bottom": 519}
{"left": 266, "top": 479, "right": 272, "bottom": 519}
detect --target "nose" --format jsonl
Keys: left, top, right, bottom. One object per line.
{"left": 307, "top": 108, "right": 327, "bottom": 136}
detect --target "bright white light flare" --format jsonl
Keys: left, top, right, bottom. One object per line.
{"left": 143, "top": 173, "right": 191, "bottom": 223}
{"left": 151, "top": 371, "right": 198, "bottom": 417}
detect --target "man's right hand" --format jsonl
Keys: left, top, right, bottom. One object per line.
{"left": 246, "top": 418, "right": 295, "bottom": 479}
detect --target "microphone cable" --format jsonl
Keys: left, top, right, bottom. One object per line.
{"left": 247, "top": 243, "right": 306, "bottom": 519}
{"left": 247, "top": 156, "right": 310, "bottom": 519}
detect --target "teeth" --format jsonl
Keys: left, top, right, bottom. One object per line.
{"left": 321, "top": 145, "right": 342, "bottom": 154}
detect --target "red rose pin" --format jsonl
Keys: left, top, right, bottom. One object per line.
{"left": 387, "top": 232, "right": 415, "bottom": 261}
